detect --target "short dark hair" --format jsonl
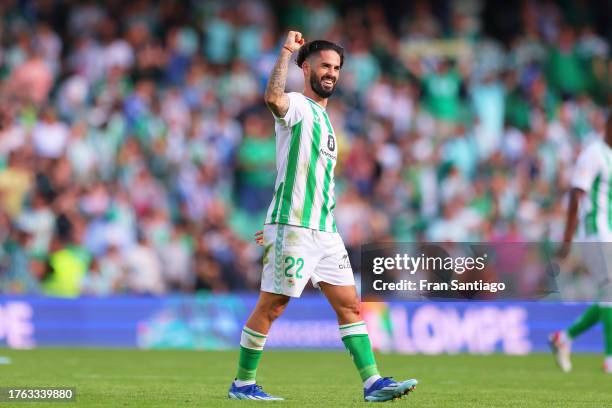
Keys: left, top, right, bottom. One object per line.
{"left": 296, "top": 40, "right": 344, "bottom": 68}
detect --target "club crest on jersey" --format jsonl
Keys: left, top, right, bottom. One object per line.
{"left": 327, "top": 134, "right": 335, "bottom": 151}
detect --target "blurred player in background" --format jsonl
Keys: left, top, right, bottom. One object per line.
{"left": 550, "top": 112, "right": 612, "bottom": 374}
{"left": 227, "top": 31, "right": 417, "bottom": 402}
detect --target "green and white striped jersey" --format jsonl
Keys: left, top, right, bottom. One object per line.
{"left": 572, "top": 140, "right": 612, "bottom": 241}
{"left": 265, "top": 92, "right": 337, "bottom": 232}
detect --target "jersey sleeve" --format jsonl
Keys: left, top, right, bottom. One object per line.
{"left": 571, "top": 145, "right": 601, "bottom": 192}
{"left": 274, "top": 92, "right": 306, "bottom": 128}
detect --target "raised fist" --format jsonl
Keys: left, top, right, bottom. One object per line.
{"left": 284, "top": 31, "right": 305, "bottom": 53}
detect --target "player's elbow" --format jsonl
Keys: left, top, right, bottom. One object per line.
{"left": 264, "top": 91, "right": 280, "bottom": 107}
{"left": 264, "top": 99, "right": 279, "bottom": 114}
{"left": 264, "top": 100, "right": 284, "bottom": 119}
{"left": 264, "top": 93, "right": 288, "bottom": 118}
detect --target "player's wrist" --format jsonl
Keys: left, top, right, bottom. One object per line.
{"left": 282, "top": 46, "right": 294, "bottom": 54}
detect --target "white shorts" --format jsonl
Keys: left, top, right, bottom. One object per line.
{"left": 577, "top": 242, "right": 612, "bottom": 303}
{"left": 261, "top": 223, "right": 355, "bottom": 297}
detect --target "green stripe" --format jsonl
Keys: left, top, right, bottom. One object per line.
{"left": 278, "top": 121, "right": 302, "bottom": 223}
{"left": 330, "top": 198, "right": 337, "bottom": 232}
{"left": 321, "top": 110, "right": 334, "bottom": 134}
{"left": 587, "top": 174, "right": 601, "bottom": 234}
{"left": 270, "top": 182, "right": 284, "bottom": 222}
{"left": 242, "top": 327, "right": 267, "bottom": 339}
{"left": 301, "top": 105, "right": 322, "bottom": 227}
{"left": 321, "top": 110, "right": 336, "bottom": 232}
{"left": 339, "top": 321, "right": 366, "bottom": 329}
{"left": 319, "top": 158, "right": 333, "bottom": 230}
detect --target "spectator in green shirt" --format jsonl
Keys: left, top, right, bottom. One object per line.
{"left": 421, "top": 59, "right": 464, "bottom": 123}
{"left": 546, "top": 26, "right": 588, "bottom": 98}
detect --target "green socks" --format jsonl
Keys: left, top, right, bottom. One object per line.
{"left": 339, "top": 321, "right": 381, "bottom": 383}
{"left": 567, "top": 303, "right": 612, "bottom": 357}
{"left": 600, "top": 305, "right": 612, "bottom": 356}
{"left": 235, "top": 322, "right": 382, "bottom": 387}
{"left": 567, "top": 303, "right": 600, "bottom": 339}
{"left": 235, "top": 327, "right": 267, "bottom": 385}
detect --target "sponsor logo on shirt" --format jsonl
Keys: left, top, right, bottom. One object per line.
{"left": 339, "top": 254, "right": 351, "bottom": 269}
{"left": 319, "top": 147, "right": 336, "bottom": 160}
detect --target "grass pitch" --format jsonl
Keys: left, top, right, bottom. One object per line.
{"left": 0, "top": 349, "right": 610, "bottom": 407}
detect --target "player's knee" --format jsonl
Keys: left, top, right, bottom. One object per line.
{"left": 267, "top": 301, "right": 288, "bottom": 321}
{"left": 257, "top": 297, "right": 289, "bottom": 322}
{"left": 254, "top": 293, "right": 290, "bottom": 323}
{"left": 338, "top": 298, "right": 361, "bottom": 320}
{"left": 347, "top": 302, "right": 361, "bottom": 319}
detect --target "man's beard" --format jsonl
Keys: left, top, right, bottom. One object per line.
{"left": 310, "top": 73, "right": 337, "bottom": 98}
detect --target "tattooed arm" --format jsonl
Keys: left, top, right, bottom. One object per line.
{"left": 264, "top": 31, "right": 304, "bottom": 118}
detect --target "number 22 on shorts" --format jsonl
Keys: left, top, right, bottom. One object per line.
{"left": 284, "top": 256, "right": 304, "bottom": 278}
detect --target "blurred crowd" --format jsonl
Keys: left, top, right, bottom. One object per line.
{"left": 0, "top": 0, "right": 609, "bottom": 296}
